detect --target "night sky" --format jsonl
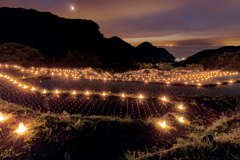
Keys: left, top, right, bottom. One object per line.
{"left": 1, "top": 0, "right": 240, "bottom": 46}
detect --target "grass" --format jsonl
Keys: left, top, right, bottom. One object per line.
{"left": 1, "top": 94, "right": 240, "bottom": 159}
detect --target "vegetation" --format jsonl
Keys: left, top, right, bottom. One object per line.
{"left": 0, "top": 7, "right": 175, "bottom": 71}
{"left": 0, "top": 43, "right": 45, "bottom": 67}
{"left": 63, "top": 50, "right": 102, "bottom": 67}
{"left": 176, "top": 46, "right": 240, "bottom": 71}
{"left": 1, "top": 94, "right": 240, "bottom": 159}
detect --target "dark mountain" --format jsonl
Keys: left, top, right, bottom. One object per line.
{"left": 0, "top": 7, "right": 175, "bottom": 69}
{"left": 136, "top": 42, "right": 176, "bottom": 63}
{"left": 175, "top": 46, "right": 240, "bottom": 70}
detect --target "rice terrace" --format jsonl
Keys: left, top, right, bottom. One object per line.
{"left": 1, "top": 2, "right": 240, "bottom": 160}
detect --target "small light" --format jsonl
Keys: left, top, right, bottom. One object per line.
{"left": 102, "top": 92, "right": 106, "bottom": 96}
{"left": 55, "top": 90, "right": 59, "bottom": 94}
{"left": 43, "top": 89, "right": 47, "bottom": 94}
{"left": 178, "top": 117, "right": 185, "bottom": 123}
{"left": 178, "top": 104, "right": 183, "bottom": 110}
{"left": 122, "top": 93, "right": 125, "bottom": 97}
{"left": 139, "top": 94, "right": 143, "bottom": 99}
{"left": 23, "top": 85, "right": 28, "bottom": 89}
{"left": 86, "top": 91, "right": 89, "bottom": 95}
{"left": 162, "top": 96, "right": 167, "bottom": 101}
{"left": 0, "top": 112, "right": 4, "bottom": 121}
{"left": 13, "top": 81, "right": 17, "bottom": 84}
{"left": 16, "top": 123, "right": 26, "bottom": 134}
{"left": 31, "top": 87, "right": 36, "bottom": 91}
{"left": 158, "top": 121, "right": 166, "bottom": 128}
{"left": 72, "top": 90, "right": 76, "bottom": 95}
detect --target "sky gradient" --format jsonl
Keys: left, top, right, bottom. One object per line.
{"left": 1, "top": 0, "right": 240, "bottom": 46}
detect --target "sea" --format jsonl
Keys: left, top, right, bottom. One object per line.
{"left": 159, "top": 45, "right": 224, "bottom": 59}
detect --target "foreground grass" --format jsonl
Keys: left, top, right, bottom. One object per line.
{"left": 126, "top": 95, "right": 240, "bottom": 160}
{"left": 0, "top": 98, "right": 180, "bottom": 160}
{"left": 1, "top": 95, "right": 240, "bottom": 159}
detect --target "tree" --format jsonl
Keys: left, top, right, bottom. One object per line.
{"left": 0, "top": 42, "right": 45, "bottom": 66}
{"left": 142, "top": 63, "right": 153, "bottom": 69}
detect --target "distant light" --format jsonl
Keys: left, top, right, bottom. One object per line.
{"left": 71, "top": 6, "right": 74, "bottom": 10}
{"left": 43, "top": 89, "right": 47, "bottom": 94}
{"left": 122, "top": 93, "right": 125, "bottom": 97}
{"left": 72, "top": 90, "right": 76, "bottom": 95}
{"left": 139, "top": 94, "right": 143, "bottom": 99}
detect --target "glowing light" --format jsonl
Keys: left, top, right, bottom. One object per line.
{"left": 198, "top": 83, "right": 201, "bottom": 86}
{"left": 0, "top": 112, "right": 4, "bottom": 121}
{"left": 178, "top": 117, "right": 185, "bottom": 123}
{"left": 139, "top": 94, "right": 143, "bottom": 99}
{"left": 16, "top": 123, "right": 26, "bottom": 134}
{"left": 178, "top": 105, "right": 183, "bottom": 110}
{"left": 18, "top": 83, "right": 22, "bottom": 87}
{"left": 13, "top": 80, "right": 17, "bottom": 84}
{"left": 102, "top": 92, "right": 106, "bottom": 96}
{"left": 43, "top": 89, "right": 47, "bottom": 94}
{"left": 72, "top": 90, "right": 76, "bottom": 95}
{"left": 230, "top": 80, "right": 233, "bottom": 83}
{"left": 122, "top": 93, "right": 125, "bottom": 97}
{"left": 162, "top": 96, "right": 167, "bottom": 101}
{"left": 71, "top": 6, "right": 74, "bottom": 10}
{"left": 55, "top": 90, "right": 59, "bottom": 94}
{"left": 86, "top": 91, "right": 89, "bottom": 95}
{"left": 158, "top": 121, "right": 166, "bottom": 128}
{"left": 31, "top": 87, "right": 36, "bottom": 91}
{"left": 23, "top": 85, "right": 28, "bottom": 89}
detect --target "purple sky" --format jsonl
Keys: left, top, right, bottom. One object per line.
{"left": 1, "top": 0, "right": 240, "bottom": 46}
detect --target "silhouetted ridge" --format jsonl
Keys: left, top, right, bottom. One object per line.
{"left": 136, "top": 42, "right": 176, "bottom": 63}
{"left": 0, "top": 7, "right": 175, "bottom": 69}
{"left": 175, "top": 46, "right": 240, "bottom": 70}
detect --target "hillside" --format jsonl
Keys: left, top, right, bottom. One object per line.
{"left": 175, "top": 46, "right": 240, "bottom": 70}
{"left": 0, "top": 7, "right": 175, "bottom": 69}
{"left": 136, "top": 42, "right": 176, "bottom": 63}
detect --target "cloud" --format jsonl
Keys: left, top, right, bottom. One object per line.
{"left": 1, "top": 0, "right": 240, "bottom": 45}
